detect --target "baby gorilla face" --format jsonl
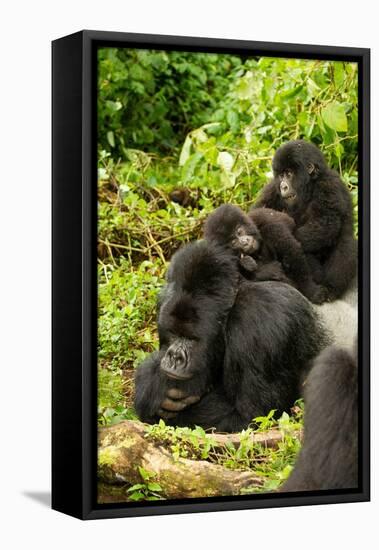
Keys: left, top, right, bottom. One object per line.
{"left": 231, "top": 224, "right": 261, "bottom": 255}
{"left": 277, "top": 169, "right": 297, "bottom": 203}
{"left": 273, "top": 140, "right": 319, "bottom": 208}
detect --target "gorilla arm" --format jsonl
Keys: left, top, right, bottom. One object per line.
{"left": 134, "top": 354, "right": 244, "bottom": 430}
{"left": 254, "top": 180, "right": 282, "bottom": 209}
{"left": 134, "top": 352, "right": 170, "bottom": 423}
{"left": 134, "top": 351, "right": 200, "bottom": 423}
{"left": 295, "top": 207, "right": 342, "bottom": 253}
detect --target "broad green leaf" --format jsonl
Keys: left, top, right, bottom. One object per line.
{"left": 106, "top": 131, "right": 115, "bottom": 148}
{"left": 281, "top": 84, "right": 303, "bottom": 100}
{"left": 335, "top": 142, "right": 344, "bottom": 160}
{"left": 128, "top": 491, "right": 145, "bottom": 501}
{"left": 321, "top": 102, "right": 348, "bottom": 132}
{"left": 333, "top": 62, "right": 345, "bottom": 88}
{"left": 191, "top": 128, "right": 208, "bottom": 143}
{"left": 105, "top": 100, "right": 122, "bottom": 112}
{"left": 226, "top": 110, "right": 240, "bottom": 133}
{"left": 307, "top": 78, "right": 320, "bottom": 96}
{"left": 98, "top": 167, "right": 107, "bottom": 180}
{"left": 147, "top": 482, "right": 162, "bottom": 492}
{"left": 138, "top": 466, "right": 152, "bottom": 481}
{"left": 127, "top": 483, "right": 144, "bottom": 492}
{"left": 179, "top": 135, "right": 192, "bottom": 166}
{"left": 181, "top": 152, "right": 203, "bottom": 183}
{"left": 201, "top": 122, "right": 222, "bottom": 132}
{"left": 217, "top": 151, "right": 234, "bottom": 173}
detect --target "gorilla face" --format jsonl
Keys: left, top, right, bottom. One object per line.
{"left": 231, "top": 223, "right": 261, "bottom": 255}
{"left": 272, "top": 140, "right": 326, "bottom": 208}
{"left": 157, "top": 295, "right": 222, "bottom": 384}
{"left": 204, "top": 203, "right": 261, "bottom": 256}
{"left": 276, "top": 169, "right": 298, "bottom": 202}
{"left": 274, "top": 166, "right": 316, "bottom": 207}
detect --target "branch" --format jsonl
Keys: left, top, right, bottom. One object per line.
{"left": 98, "top": 420, "right": 285, "bottom": 501}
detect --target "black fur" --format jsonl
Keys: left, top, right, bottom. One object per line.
{"left": 204, "top": 203, "right": 327, "bottom": 304}
{"left": 281, "top": 341, "right": 358, "bottom": 491}
{"left": 254, "top": 140, "right": 357, "bottom": 300}
{"left": 134, "top": 240, "right": 328, "bottom": 432}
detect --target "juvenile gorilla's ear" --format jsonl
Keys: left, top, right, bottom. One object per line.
{"left": 307, "top": 162, "right": 315, "bottom": 174}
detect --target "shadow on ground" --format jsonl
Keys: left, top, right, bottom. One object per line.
{"left": 23, "top": 491, "right": 51, "bottom": 508}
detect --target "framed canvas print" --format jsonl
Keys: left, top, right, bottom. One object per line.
{"left": 52, "top": 30, "right": 370, "bottom": 520}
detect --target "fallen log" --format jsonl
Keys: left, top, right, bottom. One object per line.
{"left": 98, "top": 420, "right": 296, "bottom": 502}
{"left": 209, "top": 428, "right": 288, "bottom": 449}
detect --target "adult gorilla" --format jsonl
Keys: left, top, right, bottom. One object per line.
{"left": 281, "top": 340, "right": 358, "bottom": 491}
{"left": 253, "top": 140, "right": 357, "bottom": 300}
{"left": 134, "top": 241, "right": 328, "bottom": 432}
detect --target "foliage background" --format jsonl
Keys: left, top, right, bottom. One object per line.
{"left": 97, "top": 48, "right": 358, "bottom": 493}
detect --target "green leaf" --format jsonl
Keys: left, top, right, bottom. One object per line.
{"left": 181, "top": 152, "right": 203, "bottom": 183}
{"left": 333, "top": 62, "right": 345, "bottom": 88}
{"left": 226, "top": 110, "right": 240, "bottom": 133}
{"left": 335, "top": 142, "right": 344, "bottom": 160}
{"left": 279, "top": 464, "right": 293, "bottom": 480}
{"left": 147, "top": 482, "right": 162, "bottom": 492}
{"left": 179, "top": 135, "right": 192, "bottom": 166}
{"left": 98, "top": 167, "right": 107, "bottom": 180}
{"left": 105, "top": 100, "right": 122, "bottom": 112}
{"left": 107, "top": 131, "right": 115, "bottom": 148}
{"left": 128, "top": 491, "right": 145, "bottom": 501}
{"left": 127, "top": 483, "right": 144, "bottom": 492}
{"left": 217, "top": 151, "right": 234, "bottom": 173}
{"left": 321, "top": 102, "right": 348, "bottom": 132}
{"left": 281, "top": 84, "right": 303, "bottom": 100}
{"left": 138, "top": 466, "right": 152, "bottom": 481}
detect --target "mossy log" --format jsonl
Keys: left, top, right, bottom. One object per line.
{"left": 98, "top": 420, "right": 289, "bottom": 502}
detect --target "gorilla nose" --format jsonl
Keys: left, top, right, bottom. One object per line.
{"left": 240, "top": 236, "right": 250, "bottom": 246}
{"left": 170, "top": 347, "right": 186, "bottom": 369}
{"left": 161, "top": 344, "right": 192, "bottom": 380}
{"left": 281, "top": 182, "right": 289, "bottom": 193}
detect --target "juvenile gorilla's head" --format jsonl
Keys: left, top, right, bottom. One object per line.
{"left": 204, "top": 204, "right": 261, "bottom": 255}
{"left": 157, "top": 241, "right": 239, "bottom": 385}
{"left": 272, "top": 140, "right": 328, "bottom": 208}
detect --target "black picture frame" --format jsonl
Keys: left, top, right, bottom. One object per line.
{"left": 52, "top": 30, "right": 370, "bottom": 520}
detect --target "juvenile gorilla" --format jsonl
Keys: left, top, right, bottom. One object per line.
{"left": 254, "top": 140, "right": 357, "bottom": 300}
{"left": 204, "top": 203, "right": 327, "bottom": 303}
{"left": 134, "top": 241, "right": 328, "bottom": 432}
{"left": 281, "top": 340, "right": 358, "bottom": 491}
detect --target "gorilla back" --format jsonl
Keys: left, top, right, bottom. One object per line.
{"left": 281, "top": 341, "right": 358, "bottom": 491}
{"left": 134, "top": 241, "right": 328, "bottom": 432}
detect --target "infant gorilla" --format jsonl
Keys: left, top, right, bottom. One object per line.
{"left": 204, "top": 204, "right": 328, "bottom": 304}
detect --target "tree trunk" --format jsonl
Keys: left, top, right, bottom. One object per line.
{"left": 98, "top": 420, "right": 291, "bottom": 502}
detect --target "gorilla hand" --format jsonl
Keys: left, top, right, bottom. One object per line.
{"left": 239, "top": 255, "right": 257, "bottom": 273}
{"left": 158, "top": 388, "right": 201, "bottom": 419}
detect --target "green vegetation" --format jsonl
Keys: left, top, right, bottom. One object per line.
{"left": 126, "top": 467, "right": 164, "bottom": 501}
{"left": 97, "top": 48, "right": 358, "bottom": 494}
{"left": 145, "top": 403, "right": 303, "bottom": 494}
